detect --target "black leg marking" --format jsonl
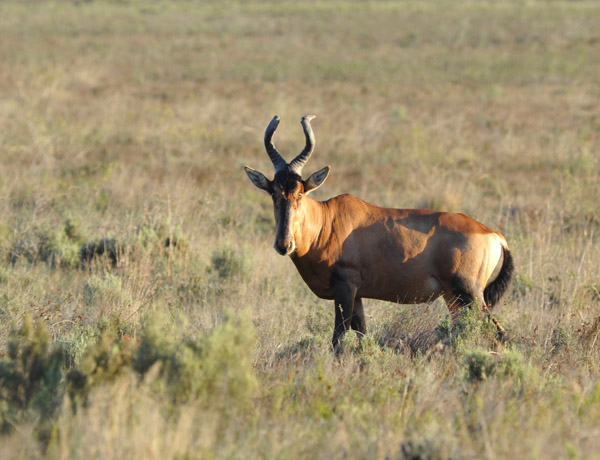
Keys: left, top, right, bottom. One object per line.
{"left": 332, "top": 295, "right": 355, "bottom": 349}
{"left": 350, "top": 297, "right": 366, "bottom": 337}
{"left": 330, "top": 267, "right": 361, "bottom": 350}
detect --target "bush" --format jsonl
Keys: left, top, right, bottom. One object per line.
{"left": 0, "top": 316, "right": 64, "bottom": 442}
{"left": 67, "top": 325, "right": 134, "bottom": 408}
{"left": 79, "top": 237, "right": 120, "bottom": 267}
{"left": 436, "top": 301, "right": 498, "bottom": 353}
{"left": 400, "top": 437, "right": 456, "bottom": 460}
{"left": 463, "top": 348, "right": 527, "bottom": 383}
{"left": 164, "top": 224, "right": 188, "bottom": 250}
{"left": 83, "top": 273, "right": 132, "bottom": 312}
{"left": 133, "top": 309, "right": 258, "bottom": 407}
{"left": 464, "top": 349, "right": 495, "bottom": 382}
{"left": 209, "top": 244, "right": 251, "bottom": 281}
{"left": 38, "top": 226, "right": 80, "bottom": 269}
{"left": 9, "top": 239, "right": 38, "bottom": 266}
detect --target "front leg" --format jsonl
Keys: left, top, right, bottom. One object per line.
{"left": 351, "top": 297, "right": 366, "bottom": 337}
{"left": 330, "top": 269, "right": 360, "bottom": 349}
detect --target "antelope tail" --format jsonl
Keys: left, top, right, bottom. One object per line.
{"left": 484, "top": 247, "right": 514, "bottom": 308}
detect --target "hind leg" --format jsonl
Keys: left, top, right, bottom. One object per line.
{"left": 442, "top": 292, "right": 470, "bottom": 323}
{"left": 442, "top": 275, "right": 475, "bottom": 322}
{"left": 443, "top": 277, "right": 506, "bottom": 338}
{"left": 476, "top": 291, "right": 506, "bottom": 338}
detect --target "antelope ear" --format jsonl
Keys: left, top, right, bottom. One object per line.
{"left": 244, "top": 166, "right": 273, "bottom": 194}
{"left": 304, "top": 166, "right": 330, "bottom": 194}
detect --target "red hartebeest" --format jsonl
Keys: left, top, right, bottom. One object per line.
{"left": 245, "top": 115, "right": 513, "bottom": 347}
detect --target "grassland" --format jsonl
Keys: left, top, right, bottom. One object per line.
{"left": 0, "top": 1, "right": 599, "bottom": 458}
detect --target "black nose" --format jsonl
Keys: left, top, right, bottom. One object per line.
{"left": 274, "top": 241, "right": 291, "bottom": 255}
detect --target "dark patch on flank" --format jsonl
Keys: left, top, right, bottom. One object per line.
{"left": 450, "top": 276, "right": 475, "bottom": 306}
{"left": 384, "top": 212, "right": 444, "bottom": 235}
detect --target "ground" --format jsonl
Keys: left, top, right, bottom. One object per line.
{"left": 0, "top": 1, "right": 599, "bottom": 458}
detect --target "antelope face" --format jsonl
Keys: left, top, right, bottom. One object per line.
{"left": 271, "top": 170, "right": 305, "bottom": 255}
{"left": 245, "top": 115, "right": 330, "bottom": 256}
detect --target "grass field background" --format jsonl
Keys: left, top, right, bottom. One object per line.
{"left": 0, "top": 1, "right": 599, "bottom": 458}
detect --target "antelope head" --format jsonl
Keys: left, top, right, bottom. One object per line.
{"left": 245, "top": 115, "right": 330, "bottom": 255}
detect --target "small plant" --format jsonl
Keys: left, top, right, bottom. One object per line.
{"left": 274, "top": 335, "right": 324, "bottom": 362}
{"left": 38, "top": 226, "right": 80, "bottom": 269}
{"left": 63, "top": 218, "right": 88, "bottom": 244}
{"left": 79, "top": 237, "right": 120, "bottom": 267}
{"left": 209, "top": 244, "right": 251, "bottom": 281}
{"left": 464, "top": 349, "right": 495, "bottom": 382}
{"left": 463, "top": 348, "right": 527, "bottom": 383}
{"left": 0, "top": 316, "right": 65, "bottom": 442}
{"left": 9, "top": 239, "right": 38, "bottom": 266}
{"left": 131, "top": 312, "right": 177, "bottom": 378}
{"left": 132, "top": 309, "right": 257, "bottom": 406}
{"left": 436, "top": 301, "right": 498, "bottom": 353}
{"left": 83, "top": 273, "right": 131, "bottom": 310}
{"left": 550, "top": 325, "right": 572, "bottom": 354}
{"left": 136, "top": 224, "right": 162, "bottom": 249}
{"left": 67, "top": 325, "right": 134, "bottom": 408}
{"left": 336, "top": 330, "right": 361, "bottom": 355}
{"left": 400, "top": 437, "right": 453, "bottom": 460}
{"left": 164, "top": 224, "right": 188, "bottom": 250}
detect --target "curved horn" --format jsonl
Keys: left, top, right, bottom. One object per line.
{"left": 264, "top": 115, "right": 287, "bottom": 173}
{"left": 289, "top": 115, "right": 316, "bottom": 174}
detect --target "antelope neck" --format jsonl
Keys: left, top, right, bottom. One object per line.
{"left": 293, "top": 196, "right": 327, "bottom": 258}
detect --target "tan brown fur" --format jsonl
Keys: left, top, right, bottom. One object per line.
{"left": 291, "top": 194, "right": 508, "bottom": 303}
{"left": 245, "top": 116, "right": 513, "bottom": 347}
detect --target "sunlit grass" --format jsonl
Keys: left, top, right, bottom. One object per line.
{"left": 0, "top": 1, "right": 599, "bottom": 458}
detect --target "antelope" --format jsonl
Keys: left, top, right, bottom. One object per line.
{"left": 245, "top": 115, "right": 514, "bottom": 348}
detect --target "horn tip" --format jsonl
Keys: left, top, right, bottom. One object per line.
{"left": 265, "top": 116, "right": 281, "bottom": 135}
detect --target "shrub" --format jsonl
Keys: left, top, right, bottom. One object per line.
{"left": 164, "top": 224, "right": 188, "bottom": 250}
{"left": 436, "top": 301, "right": 498, "bottom": 353}
{"left": 67, "top": 325, "right": 134, "bottom": 408}
{"left": 0, "top": 316, "right": 64, "bottom": 442}
{"left": 135, "top": 224, "right": 164, "bottom": 250}
{"left": 9, "top": 239, "right": 38, "bottom": 266}
{"left": 209, "top": 244, "right": 251, "bottom": 281}
{"left": 550, "top": 325, "right": 572, "bottom": 354}
{"left": 400, "top": 437, "right": 455, "bottom": 460}
{"left": 37, "top": 220, "right": 89, "bottom": 269}
{"left": 463, "top": 348, "right": 527, "bottom": 383}
{"left": 464, "top": 349, "right": 495, "bottom": 382}
{"left": 65, "top": 309, "right": 257, "bottom": 413}
{"left": 38, "top": 227, "right": 80, "bottom": 269}
{"left": 83, "top": 273, "right": 130, "bottom": 310}
{"left": 63, "top": 218, "right": 88, "bottom": 244}
{"left": 79, "top": 237, "right": 120, "bottom": 267}
{"left": 133, "top": 309, "right": 258, "bottom": 407}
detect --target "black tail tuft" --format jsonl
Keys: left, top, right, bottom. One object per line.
{"left": 484, "top": 247, "right": 514, "bottom": 308}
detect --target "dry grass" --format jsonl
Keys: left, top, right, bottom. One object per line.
{"left": 0, "top": 1, "right": 599, "bottom": 458}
